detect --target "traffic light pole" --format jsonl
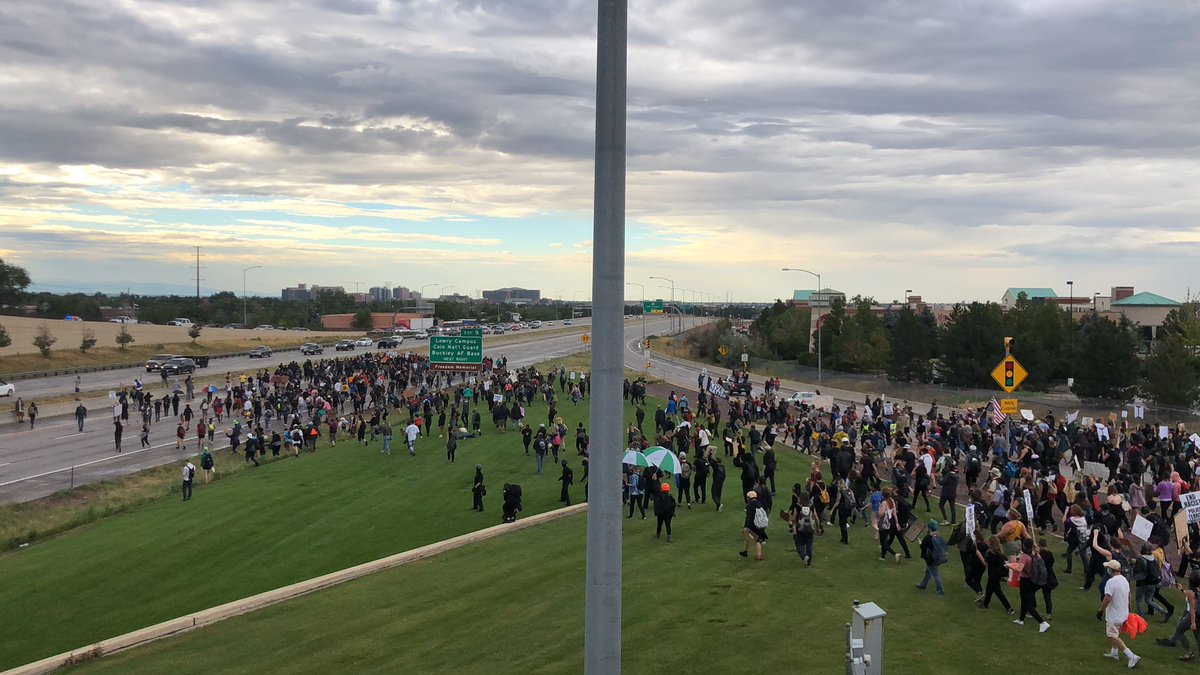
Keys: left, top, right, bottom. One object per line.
{"left": 1003, "top": 339, "right": 1012, "bottom": 453}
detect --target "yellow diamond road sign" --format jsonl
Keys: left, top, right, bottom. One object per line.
{"left": 991, "top": 356, "right": 1028, "bottom": 393}
{"left": 580, "top": 333, "right": 590, "bottom": 344}
{"left": 717, "top": 346, "right": 729, "bottom": 356}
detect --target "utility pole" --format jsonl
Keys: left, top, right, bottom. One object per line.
{"left": 192, "top": 246, "right": 205, "bottom": 300}
{"left": 585, "top": 0, "right": 626, "bottom": 672}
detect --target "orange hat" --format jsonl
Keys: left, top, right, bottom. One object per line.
{"left": 660, "top": 483, "right": 670, "bottom": 493}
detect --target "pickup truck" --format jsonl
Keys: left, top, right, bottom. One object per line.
{"left": 108, "top": 316, "right": 136, "bottom": 324}
{"left": 167, "top": 318, "right": 193, "bottom": 326}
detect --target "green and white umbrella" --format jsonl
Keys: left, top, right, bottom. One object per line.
{"left": 622, "top": 450, "right": 650, "bottom": 468}
{"left": 644, "top": 446, "right": 683, "bottom": 475}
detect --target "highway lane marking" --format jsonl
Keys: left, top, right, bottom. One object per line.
{"left": 0, "top": 439, "right": 229, "bottom": 487}
{"left": 52, "top": 432, "right": 85, "bottom": 440}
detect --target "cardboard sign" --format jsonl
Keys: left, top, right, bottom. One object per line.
{"left": 1177, "top": 510, "right": 1191, "bottom": 551}
{"left": 492, "top": 394, "right": 503, "bottom": 403}
{"left": 1181, "top": 491, "right": 1200, "bottom": 524}
{"left": 883, "top": 403, "right": 894, "bottom": 416}
{"left": 1134, "top": 405, "right": 1145, "bottom": 420}
{"left": 1083, "top": 461, "right": 1108, "bottom": 481}
{"left": 1130, "top": 515, "right": 1154, "bottom": 541}
{"left": 1159, "top": 426, "right": 1170, "bottom": 439}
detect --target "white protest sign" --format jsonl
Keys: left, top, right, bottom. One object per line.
{"left": 1131, "top": 514, "right": 1154, "bottom": 541}
{"left": 1096, "top": 423, "right": 1110, "bottom": 441}
{"left": 492, "top": 394, "right": 503, "bottom": 403}
{"left": 1191, "top": 433, "right": 1200, "bottom": 447}
{"left": 1023, "top": 489, "right": 1034, "bottom": 521}
{"left": 482, "top": 381, "right": 491, "bottom": 391}
{"left": 1181, "top": 491, "right": 1200, "bottom": 524}
{"left": 1066, "top": 410, "right": 1079, "bottom": 424}
{"left": 1082, "top": 416, "right": 1093, "bottom": 426}
{"left": 1020, "top": 409, "right": 1034, "bottom": 421}
{"left": 108, "top": 391, "right": 116, "bottom": 400}
{"left": 883, "top": 402, "right": 894, "bottom": 416}
{"left": 1159, "top": 426, "right": 1170, "bottom": 439}
{"left": 570, "top": 372, "right": 576, "bottom": 381}
{"left": 1134, "top": 405, "right": 1145, "bottom": 420}
{"left": 1120, "top": 410, "right": 1128, "bottom": 418}
{"left": 965, "top": 503, "right": 976, "bottom": 540}
{"left": 1083, "top": 461, "right": 1108, "bottom": 481}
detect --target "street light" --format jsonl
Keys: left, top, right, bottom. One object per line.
{"left": 649, "top": 275, "right": 675, "bottom": 333}
{"left": 1094, "top": 292, "right": 1100, "bottom": 313}
{"left": 242, "top": 265, "right": 261, "bottom": 327}
{"left": 1067, "top": 280, "right": 1074, "bottom": 372}
{"left": 904, "top": 289, "right": 912, "bottom": 308}
{"left": 627, "top": 282, "right": 646, "bottom": 367}
{"left": 782, "top": 267, "right": 822, "bottom": 383}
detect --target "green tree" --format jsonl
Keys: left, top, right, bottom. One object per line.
{"left": 1009, "top": 296, "right": 1071, "bottom": 388}
{"left": 886, "top": 306, "right": 937, "bottom": 382}
{"left": 1143, "top": 331, "right": 1200, "bottom": 407}
{"left": 750, "top": 300, "right": 811, "bottom": 360}
{"left": 1069, "top": 314, "right": 1140, "bottom": 399}
{"left": 79, "top": 327, "right": 97, "bottom": 353}
{"left": 32, "top": 323, "right": 57, "bottom": 358}
{"left": 187, "top": 324, "right": 203, "bottom": 343}
{"left": 116, "top": 325, "right": 135, "bottom": 351}
{"left": 0, "top": 258, "right": 31, "bottom": 308}
{"left": 0, "top": 322, "right": 10, "bottom": 348}
{"left": 351, "top": 308, "right": 374, "bottom": 331}
{"left": 821, "top": 296, "right": 888, "bottom": 372}
{"left": 939, "top": 302, "right": 1009, "bottom": 387}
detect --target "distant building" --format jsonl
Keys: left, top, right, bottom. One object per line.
{"left": 281, "top": 284, "right": 312, "bottom": 302}
{"left": 791, "top": 288, "right": 845, "bottom": 308}
{"left": 368, "top": 286, "right": 390, "bottom": 303}
{"left": 1001, "top": 287, "right": 1057, "bottom": 310}
{"left": 482, "top": 287, "right": 541, "bottom": 305}
{"left": 438, "top": 293, "right": 472, "bottom": 303}
{"left": 320, "top": 312, "right": 429, "bottom": 331}
{"left": 392, "top": 286, "right": 418, "bottom": 302}
{"left": 1110, "top": 291, "right": 1181, "bottom": 342}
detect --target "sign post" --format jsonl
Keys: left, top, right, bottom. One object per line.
{"left": 991, "top": 338, "right": 1030, "bottom": 451}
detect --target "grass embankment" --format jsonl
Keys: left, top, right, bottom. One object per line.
{"left": 73, "top": 451, "right": 1186, "bottom": 674}
{"left": 0, "top": 369, "right": 648, "bottom": 670}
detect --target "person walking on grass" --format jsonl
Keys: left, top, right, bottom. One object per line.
{"left": 916, "top": 519, "right": 949, "bottom": 596}
{"left": 1099, "top": 559, "right": 1140, "bottom": 669}
{"left": 472, "top": 465, "right": 485, "bottom": 512}
{"left": 678, "top": 456, "right": 693, "bottom": 509}
{"left": 655, "top": 483, "right": 676, "bottom": 542}
{"left": 200, "top": 446, "right": 214, "bottom": 484}
{"left": 381, "top": 423, "right": 392, "bottom": 455}
{"left": 405, "top": 420, "right": 419, "bottom": 457}
{"left": 741, "top": 490, "right": 768, "bottom": 561}
{"left": 1156, "top": 571, "right": 1200, "bottom": 661}
{"left": 982, "top": 535, "right": 1015, "bottom": 614}
{"left": 1010, "top": 539, "right": 1052, "bottom": 632}
{"left": 790, "top": 489, "right": 816, "bottom": 567}
{"left": 558, "top": 460, "right": 574, "bottom": 506}
{"left": 446, "top": 433, "right": 457, "bottom": 464}
{"left": 876, "top": 489, "right": 901, "bottom": 561}
{"left": 181, "top": 459, "right": 195, "bottom": 501}
{"left": 710, "top": 455, "right": 726, "bottom": 513}
{"left": 628, "top": 466, "right": 646, "bottom": 519}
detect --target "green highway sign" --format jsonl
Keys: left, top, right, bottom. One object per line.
{"left": 460, "top": 327, "right": 483, "bottom": 338}
{"left": 430, "top": 335, "right": 483, "bottom": 368}
{"left": 642, "top": 300, "right": 665, "bottom": 314}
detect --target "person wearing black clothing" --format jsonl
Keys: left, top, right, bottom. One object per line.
{"left": 960, "top": 529, "right": 987, "bottom": 602}
{"left": 693, "top": 453, "right": 709, "bottom": 504}
{"left": 762, "top": 447, "right": 778, "bottom": 495}
{"left": 893, "top": 496, "right": 915, "bottom": 559}
{"left": 710, "top": 456, "right": 726, "bottom": 512}
{"left": 472, "top": 465, "right": 486, "bottom": 511}
{"left": 521, "top": 424, "right": 533, "bottom": 455}
{"left": 833, "top": 443, "right": 854, "bottom": 480}
{"left": 558, "top": 460, "right": 574, "bottom": 505}
{"left": 912, "top": 461, "right": 932, "bottom": 512}
{"left": 733, "top": 449, "right": 759, "bottom": 502}
{"left": 740, "top": 490, "right": 768, "bottom": 560}
{"left": 654, "top": 483, "right": 676, "bottom": 541}
{"left": 938, "top": 466, "right": 960, "bottom": 525}
{"left": 1037, "top": 538, "right": 1058, "bottom": 619}
{"left": 982, "top": 536, "right": 1015, "bottom": 613}
{"left": 641, "top": 466, "right": 658, "bottom": 512}
{"left": 446, "top": 434, "right": 457, "bottom": 463}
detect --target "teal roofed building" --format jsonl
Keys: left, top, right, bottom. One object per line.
{"left": 1108, "top": 289, "right": 1181, "bottom": 343}
{"left": 1001, "top": 287, "right": 1057, "bottom": 309}
{"left": 1111, "top": 292, "right": 1181, "bottom": 307}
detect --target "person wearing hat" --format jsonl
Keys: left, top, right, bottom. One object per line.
{"left": 471, "top": 465, "right": 486, "bottom": 512}
{"left": 654, "top": 483, "right": 676, "bottom": 542}
{"left": 741, "top": 490, "right": 768, "bottom": 560}
{"left": 1099, "top": 558, "right": 1140, "bottom": 668}
{"left": 916, "top": 520, "right": 948, "bottom": 595}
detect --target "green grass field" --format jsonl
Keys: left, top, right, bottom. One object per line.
{"left": 69, "top": 466, "right": 1186, "bottom": 675}
{"left": 0, "top": 387, "right": 625, "bottom": 670}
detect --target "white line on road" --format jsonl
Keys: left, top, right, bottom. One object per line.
{"left": 52, "top": 433, "right": 85, "bottom": 440}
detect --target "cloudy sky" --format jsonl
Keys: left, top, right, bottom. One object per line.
{"left": 1, "top": 0, "right": 1197, "bottom": 304}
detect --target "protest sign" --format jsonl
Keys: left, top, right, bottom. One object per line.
{"left": 1181, "top": 491, "right": 1200, "bottom": 523}
{"left": 1131, "top": 515, "right": 1154, "bottom": 541}
{"left": 965, "top": 503, "right": 976, "bottom": 540}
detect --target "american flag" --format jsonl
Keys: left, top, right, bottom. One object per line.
{"left": 989, "top": 397, "right": 1005, "bottom": 426}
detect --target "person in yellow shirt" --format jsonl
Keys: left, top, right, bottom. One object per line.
{"left": 997, "top": 509, "right": 1029, "bottom": 558}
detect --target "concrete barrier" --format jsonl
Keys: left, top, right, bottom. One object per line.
{"left": 3, "top": 503, "right": 588, "bottom": 675}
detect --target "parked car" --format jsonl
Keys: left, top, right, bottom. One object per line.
{"left": 300, "top": 343, "right": 324, "bottom": 355}
{"left": 335, "top": 340, "right": 355, "bottom": 351}
{"left": 248, "top": 346, "right": 273, "bottom": 358}
{"left": 562, "top": 320, "right": 573, "bottom": 325}
{"left": 161, "top": 357, "right": 197, "bottom": 375}
{"left": 224, "top": 323, "right": 243, "bottom": 329}
{"left": 254, "top": 325, "right": 274, "bottom": 331}
{"left": 145, "top": 354, "right": 179, "bottom": 372}
{"left": 167, "top": 318, "right": 193, "bottom": 326}
{"left": 108, "top": 316, "right": 136, "bottom": 324}
{"left": 377, "top": 336, "right": 403, "bottom": 349}
{"left": 354, "top": 337, "right": 374, "bottom": 347}
{"left": 288, "top": 326, "right": 310, "bottom": 331}
{"left": 728, "top": 380, "right": 753, "bottom": 397}
{"left": 0, "top": 379, "right": 14, "bottom": 397}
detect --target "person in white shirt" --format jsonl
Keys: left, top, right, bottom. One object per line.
{"left": 405, "top": 422, "right": 420, "bottom": 457}
{"left": 1099, "top": 559, "right": 1139, "bottom": 669}
{"left": 698, "top": 427, "right": 711, "bottom": 452}
{"left": 181, "top": 460, "right": 196, "bottom": 502}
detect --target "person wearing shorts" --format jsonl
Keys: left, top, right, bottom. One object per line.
{"left": 1099, "top": 559, "right": 1140, "bottom": 669}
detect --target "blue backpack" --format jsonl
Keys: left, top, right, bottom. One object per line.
{"left": 930, "top": 535, "right": 949, "bottom": 565}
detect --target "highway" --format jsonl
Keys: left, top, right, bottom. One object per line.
{"left": 0, "top": 316, "right": 672, "bottom": 504}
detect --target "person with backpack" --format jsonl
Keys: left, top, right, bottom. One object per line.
{"left": 1036, "top": 537, "right": 1059, "bottom": 620}
{"left": 1134, "top": 543, "right": 1169, "bottom": 618}
{"left": 790, "top": 488, "right": 816, "bottom": 566}
{"left": 915, "top": 519, "right": 948, "bottom": 595}
{"left": 181, "top": 459, "right": 196, "bottom": 502}
{"left": 936, "top": 463, "right": 960, "bottom": 525}
{"left": 876, "top": 489, "right": 901, "bottom": 562}
{"left": 533, "top": 427, "right": 548, "bottom": 474}
{"left": 1062, "top": 504, "right": 1090, "bottom": 575}
{"left": 1155, "top": 570, "right": 1200, "bottom": 661}
{"left": 740, "top": 490, "right": 769, "bottom": 561}
{"left": 1010, "top": 539, "right": 1051, "bottom": 632}
{"left": 1151, "top": 538, "right": 1177, "bottom": 621}
{"left": 199, "top": 446, "right": 214, "bottom": 484}
{"left": 654, "top": 483, "right": 676, "bottom": 542}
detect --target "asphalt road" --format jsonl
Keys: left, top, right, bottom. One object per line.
{"left": 0, "top": 316, "right": 673, "bottom": 505}
{"left": 4, "top": 319, "right": 603, "bottom": 401}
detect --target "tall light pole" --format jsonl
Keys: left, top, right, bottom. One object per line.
{"left": 626, "top": 281, "right": 645, "bottom": 353}
{"left": 649, "top": 275, "right": 674, "bottom": 333}
{"left": 242, "top": 265, "right": 261, "bottom": 327}
{"left": 1067, "top": 280, "right": 1074, "bottom": 371}
{"left": 419, "top": 282, "right": 437, "bottom": 310}
{"left": 904, "top": 289, "right": 912, "bottom": 308}
{"left": 1094, "top": 292, "right": 1100, "bottom": 313}
{"left": 782, "top": 267, "right": 822, "bottom": 383}
{"left": 585, "top": 0, "right": 626, "bottom": 670}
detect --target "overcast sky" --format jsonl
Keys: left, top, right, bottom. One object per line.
{"left": 1, "top": 0, "right": 1197, "bottom": 303}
